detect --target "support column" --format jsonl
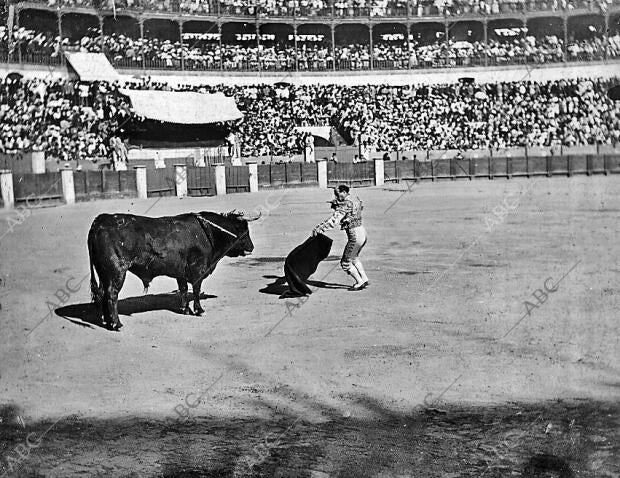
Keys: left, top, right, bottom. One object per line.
{"left": 317, "top": 159, "right": 328, "bottom": 189}
{"left": 218, "top": 23, "right": 223, "bottom": 71}
{"left": 61, "top": 169, "right": 75, "bottom": 205}
{"left": 563, "top": 16, "right": 568, "bottom": 61}
{"left": 179, "top": 20, "right": 184, "bottom": 71}
{"left": 135, "top": 165, "right": 147, "bottom": 199}
{"left": 215, "top": 164, "right": 227, "bottom": 195}
{"left": 293, "top": 23, "right": 299, "bottom": 71}
{"left": 444, "top": 15, "right": 449, "bottom": 66}
{"left": 483, "top": 19, "right": 488, "bottom": 66}
{"left": 58, "top": 11, "right": 64, "bottom": 64}
{"left": 256, "top": 22, "right": 261, "bottom": 72}
{"left": 0, "top": 171, "right": 14, "bottom": 210}
{"left": 406, "top": 23, "right": 412, "bottom": 69}
{"left": 604, "top": 13, "right": 609, "bottom": 60}
{"left": 368, "top": 24, "right": 374, "bottom": 70}
{"left": 99, "top": 16, "right": 104, "bottom": 51}
{"left": 331, "top": 24, "right": 336, "bottom": 71}
{"left": 374, "top": 158, "right": 385, "bottom": 186}
{"left": 14, "top": 8, "right": 22, "bottom": 64}
{"left": 248, "top": 162, "right": 258, "bottom": 192}
{"left": 139, "top": 19, "right": 145, "bottom": 70}
{"left": 174, "top": 164, "right": 187, "bottom": 197}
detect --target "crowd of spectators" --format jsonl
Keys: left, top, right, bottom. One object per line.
{"left": 1, "top": 75, "right": 618, "bottom": 160}
{"left": 0, "top": 76, "right": 131, "bottom": 162}
{"left": 27, "top": 0, "right": 618, "bottom": 16}
{"left": 3, "top": 27, "right": 620, "bottom": 71}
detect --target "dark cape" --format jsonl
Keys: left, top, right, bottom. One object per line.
{"left": 284, "top": 234, "right": 333, "bottom": 295}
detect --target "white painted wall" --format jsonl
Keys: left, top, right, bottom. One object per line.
{"left": 2, "top": 60, "right": 619, "bottom": 86}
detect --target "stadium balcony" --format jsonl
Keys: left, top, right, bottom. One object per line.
{"left": 9, "top": 0, "right": 620, "bottom": 18}
{"left": 3, "top": 0, "right": 620, "bottom": 73}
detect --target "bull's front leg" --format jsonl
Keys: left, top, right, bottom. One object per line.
{"left": 192, "top": 279, "right": 205, "bottom": 316}
{"left": 177, "top": 279, "right": 192, "bottom": 315}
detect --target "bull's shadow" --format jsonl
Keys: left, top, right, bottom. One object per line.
{"left": 55, "top": 291, "right": 217, "bottom": 330}
{"left": 260, "top": 275, "right": 349, "bottom": 298}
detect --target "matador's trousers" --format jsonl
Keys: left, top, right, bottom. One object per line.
{"left": 341, "top": 225, "right": 368, "bottom": 284}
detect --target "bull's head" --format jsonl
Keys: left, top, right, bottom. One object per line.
{"left": 220, "top": 210, "right": 260, "bottom": 257}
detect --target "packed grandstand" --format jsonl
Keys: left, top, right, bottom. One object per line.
{"left": 1, "top": 76, "right": 618, "bottom": 160}
{"left": 0, "top": 0, "right": 619, "bottom": 164}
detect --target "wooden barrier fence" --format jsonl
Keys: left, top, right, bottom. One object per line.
{"left": 73, "top": 170, "right": 138, "bottom": 200}
{"left": 327, "top": 162, "right": 375, "bottom": 187}
{"left": 226, "top": 165, "right": 251, "bottom": 193}
{"left": 12, "top": 172, "right": 64, "bottom": 203}
{"left": 3, "top": 154, "right": 620, "bottom": 208}
{"left": 187, "top": 166, "right": 216, "bottom": 197}
{"left": 383, "top": 155, "right": 620, "bottom": 182}
{"left": 257, "top": 162, "right": 319, "bottom": 188}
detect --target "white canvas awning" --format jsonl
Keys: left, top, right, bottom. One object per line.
{"left": 119, "top": 89, "right": 244, "bottom": 125}
{"left": 64, "top": 52, "right": 121, "bottom": 82}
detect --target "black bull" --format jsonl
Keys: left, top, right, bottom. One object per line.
{"left": 88, "top": 211, "right": 257, "bottom": 330}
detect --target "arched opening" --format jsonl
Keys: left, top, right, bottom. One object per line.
{"left": 144, "top": 18, "right": 180, "bottom": 42}
{"left": 567, "top": 14, "right": 606, "bottom": 61}
{"left": 527, "top": 16, "right": 564, "bottom": 40}
{"left": 220, "top": 22, "right": 259, "bottom": 70}
{"left": 485, "top": 18, "right": 528, "bottom": 65}
{"left": 103, "top": 15, "right": 140, "bottom": 39}
{"left": 446, "top": 20, "right": 484, "bottom": 66}
{"left": 142, "top": 19, "right": 181, "bottom": 69}
{"left": 372, "top": 23, "right": 407, "bottom": 69}
{"left": 61, "top": 13, "right": 100, "bottom": 45}
{"left": 99, "top": 17, "right": 140, "bottom": 68}
{"left": 568, "top": 14, "right": 605, "bottom": 40}
{"left": 488, "top": 18, "right": 526, "bottom": 43}
{"left": 182, "top": 21, "right": 219, "bottom": 70}
{"left": 334, "top": 24, "right": 370, "bottom": 70}
{"left": 410, "top": 21, "right": 444, "bottom": 45}
{"left": 259, "top": 23, "right": 295, "bottom": 71}
{"left": 409, "top": 22, "right": 444, "bottom": 68}
{"left": 297, "top": 23, "right": 333, "bottom": 71}
{"left": 448, "top": 20, "right": 484, "bottom": 42}
{"left": 15, "top": 9, "right": 59, "bottom": 62}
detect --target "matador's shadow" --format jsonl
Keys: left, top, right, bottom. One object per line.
{"left": 260, "top": 275, "right": 349, "bottom": 298}
{"left": 55, "top": 291, "right": 217, "bottom": 329}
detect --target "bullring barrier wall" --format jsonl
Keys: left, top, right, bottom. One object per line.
{"left": 2, "top": 154, "right": 620, "bottom": 209}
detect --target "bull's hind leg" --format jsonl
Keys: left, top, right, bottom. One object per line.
{"left": 177, "top": 279, "right": 192, "bottom": 315}
{"left": 106, "top": 270, "right": 127, "bottom": 331}
{"left": 191, "top": 279, "right": 205, "bottom": 316}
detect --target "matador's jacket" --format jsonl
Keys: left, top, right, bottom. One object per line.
{"left": 314, "top": 194, "right": 363, "bottom": 234}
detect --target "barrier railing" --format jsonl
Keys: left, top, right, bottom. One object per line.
{"left": 4, "top": 43, "right": 619, "bottom": 73}
{"left": 2, "top": 154, "right": 620, "bottom": 209}
{"left": 382, "top": 155, "right": 620, "bottom": 182}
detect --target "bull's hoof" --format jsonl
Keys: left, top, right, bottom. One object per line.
{"left": 193, "top": 307, "right": 205, "bottom": 317}
{"left": 182, "top": 306, "right": 193, "bottom": 315}
{"left": 110, "top": 323, "right": 123, "bottom": 331}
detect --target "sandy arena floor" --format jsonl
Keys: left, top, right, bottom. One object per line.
{"left": 0, "top": 176, "right": 618, "bottom": 477}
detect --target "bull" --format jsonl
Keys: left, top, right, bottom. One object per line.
{"left": 87, "top": 210, "right": 258, "bottom": 331}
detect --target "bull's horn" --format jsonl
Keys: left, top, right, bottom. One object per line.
{"left": 242, "top": 211, "right": 262, "bottom": 222}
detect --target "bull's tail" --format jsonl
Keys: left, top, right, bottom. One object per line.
{"left": 88, "top": 228, "right": 103, "bottom": 305}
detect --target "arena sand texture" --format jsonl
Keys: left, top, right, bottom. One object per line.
{"left": 0, "top": 176, "right": 618, "bottom": 477}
